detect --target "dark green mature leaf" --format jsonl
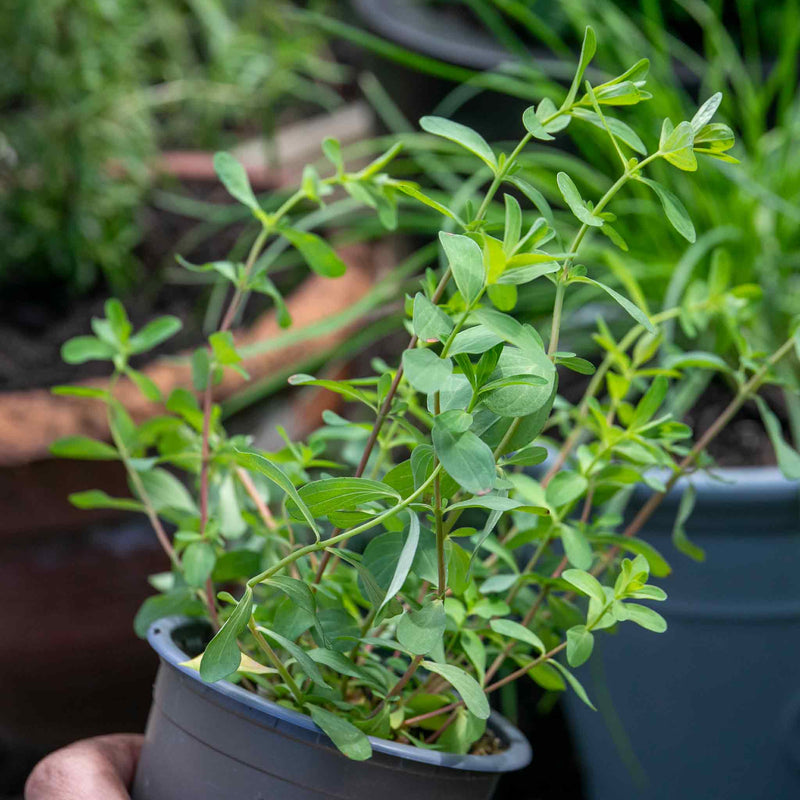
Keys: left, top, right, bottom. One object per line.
{"left": 439, "top": 232, "right": 485, "bottom": 305}
{"left": 50, "top": 436, "right": 118, "bottom": 460}
{"left": 756, "top": 397, "right": 800, "bottom": 480}
{"left": 638, "top": 178, "right": 695, "bottom": 242}
{"left": 214, "top": 152, "right": 260, "bottom": 211}
{"left": 280, "top": 228, "right": 346, "bottom": 277}
{"left": 397, "top": 601, "right": 446, "bottom": 656}
{"left": 258, "top": 627, "right": 331, "bottom": 689}
{"left": 129, "top": 317, "right": 182, "bottom": 354}
{"left": 402, "top": 348, "right": 453, "bottom": 395}
{"left": 294, "top": 478, "right": 399, "bottom": 519}
{"left": 200, "top": 586, "right": 253, "bottom": 682}
{"left": 421, "top": 661, "right": 490, "bottom": 719}
{"left": 420, "top": 116, "right": 497, "bottom": 169}
{"left": 61, "top": 336, "right": 115, "bottom": 364}
{"left": 546, "top": 471, "right": 588, "bottom": 508}
{"left": 309, "top": 706, "right": 372, "bottom": 761}
{"left": 432, "top": 411, "right": 496, "bottom": 495}
{"left": 561, "top": 525, "right": 593, "bottom": 570}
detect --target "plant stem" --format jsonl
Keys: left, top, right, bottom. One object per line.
{"left": 370, "top": 655, "right": 424, "bottom": 719}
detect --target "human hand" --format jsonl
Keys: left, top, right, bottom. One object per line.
{"left": 25, "top": 734, "right": 143, "bottom": 800}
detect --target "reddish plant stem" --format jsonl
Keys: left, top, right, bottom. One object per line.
{"left": 425, "top": 709, "right": 460, "bottom": 744}
{"left": 369, "top": 655, "right": 424, "bottom": 719}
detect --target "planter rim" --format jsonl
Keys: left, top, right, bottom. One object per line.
{"left": 648, "top": 464, "right": 796, "bottom": 502}
{"left": 146, "top": 616, "right": 532, "bottom": 774}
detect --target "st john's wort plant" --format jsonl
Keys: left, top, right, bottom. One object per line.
{"left": 54, "top": 28, "right": 800, "bottom": 759}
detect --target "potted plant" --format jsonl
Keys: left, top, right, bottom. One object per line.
{"left": 53, "top": 29, "right": 797, "bottom": 800}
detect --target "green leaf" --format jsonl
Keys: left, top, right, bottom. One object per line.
{"left": 755, "top": 397, "right": 800, "bottom": 480}
{"left": 393, "top": 182, "right": 462, "bottom": 222}
{"left": 412, "top": 293, "right": 453, "bottom": 342}
{"left": 659, "top": 120, "right": 697, "bottom": 171}
{"left": 561, "top": 525, "right": 593, "bottom": 570}
{"left": 564, "top": 26, "right": 597, "bottom": 109}
{"left": 234, "top": 450, "right": 320, "bottom": 540}
{"left": 421, "top": 661, "right": 490, "bottom": 720}
{"left": 61, "top": 336, "right": 115, "bottom": 364}
{"left": 321, "top": 137, "right": 344, "bottom": 173}
{"left": 213, "top": 152, "right": 259, "bottom": 211}
{"left": 566, "top": 625, "right": 595, "bottom": 667}
{"left": 126, "top": 369, "right": 163, "bottom": 402}
{"left": 638, "top": 178, "right": 695, "bottom": 243}
{"left": 129, "top": 317, "right": 182, "bottom": 354}
{"left": 69, "top": 490, "right": 144, "bottom": 513}
{"left": 588, "top": 534, "right": 671, "bottom": 578}
{"left": 561, "top": 569, "right": 607, "bottom": 606}
{"left": 623, "top": 603, "right": 668, "bottom": 633}
{"left": 503, "top": 195, "right": 523, "bottom": 255}
{"left": 571, "top": 108, "right": 646, "bottom": 154}
{"left": 199, "top": 587, "right": 253, "bottom": 682}
{"left": 191, "top": 348, "right": 210, "bottom": 391}
{"left": 439, "top": 232, "right": 485, "bottom": 305}
{"left": 280, "top": 228, "right": 346, "bottom": 278}
{"left": 419, "top": 116, "right": 497, "bottom": 169}
{"left": 570, "top": 276, "right": 655, "bottom": 333}
{"left": 50, "top": 436, "right": 118, "bottom": 460}
{"left": 490, "top": 619, "right": 545, "bottom": 653}
{"left": 502, "top": 445, "right": 549, "bottom": 467}
{"left": 138, "top": 468, "right": 198, "bottom": 515}
{"left": 308, "top": 706, "right": 372, "bottom": 761}
{"left": 522, "top": 107, "right": 555, "bottom": 141}
{"left": 432, "top": 411, "right": 496, "bottom": 495}
{"left": 633, "top": 376, "right": 668, "bottom": 427}
{"left": 397, "top": 601, "right": 446, "bottom": 656}
{"left": 671, "top": 482, "right": 705, "bottom": 562}
{"left": 293, "top": 478, "right": 399, "bottom": 521}
{"left": 663, "top": 351, "right": 731, "bottom": 372}
{"left": 557, "top": 172, "right": 603, "bottom": 227}
{"left": 690, "top": 92, "right": 722, "bottom": 134}
{"left": 379, "top": 513, "right": 420, "bottom": 611}
{"left": 250, "top": 274, "right": 292, "bottom": 328}
{"left": 461, "top": 630, "right": 486, "bottom": 685}
{"left": 258, "top": 627, "right": 331, "bottom": 689}
{"left": 182, "top": 542, "right": 216, "bottom": 588}
{"left": 550, "top": 660, "right": 596, "bottom": 710}
{"left": 402, "top": 348, "right": 453, "bottom": 395}
{"left": 546, "top": 471, "right": 588, "bottom": 508}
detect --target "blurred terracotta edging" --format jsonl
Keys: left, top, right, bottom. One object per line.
{"left": 0, "top": 244, "right": 374, "bottom": 469}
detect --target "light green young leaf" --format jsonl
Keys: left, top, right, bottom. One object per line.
{"left": 562, "top": 569, "right": 607, "bottom": 606}
{"left": 420, "top": 116, "right": 497, "bottom": 169}
{"left": 556, "top": 173, "right": 603, "bottom": 227}
{"left": 571, "top": 108, "right": 646, "bottom": 154}
{"left": 490, "top": 619, "right": 545, "bottom": 653}
{"left": 439, "top": 232, "right": 485, "bottom": 305}
{"left": 213, "top": 152, "right": 260, "bottom": 211}
{"left": 182, "top": 542, "right": 216, "bottom": 588}
{"left": 623, "top": 603, "right": 668, "bottom": 633}
{"left": 69, "top": 490, "right": 144, "bottom": 513}
{"left": 139, "top": 469, "right": 197, "bottom": 515}
{"left": 566, "top": 625, "right": 595, "bottom": 667}
{"left": 690, "top": 92, "right": 722, "bottom": 133}
{"left": 61, "top": 336, "right": 116, "bottom": 364}
{"left": 522, "top": 107, "right": 555, "bottom": 141}
{"left": 129, "top": 317, "right": 182, "bottom": 354}
{"left": 563, "top": 27, "right": 597, "bottom": 109}
{"left": 280, "top": 228, "right": 346, "bottom": 278}
{"left": 659, "top": 120, "right": 697, "bottom": 171}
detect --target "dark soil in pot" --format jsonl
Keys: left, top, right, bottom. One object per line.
{"left": 132, "top": 617, "right": 532, "bottom": 800}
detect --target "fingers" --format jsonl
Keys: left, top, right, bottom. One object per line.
{"left": 25, "top": 734, "right": 144, "bottom": 800}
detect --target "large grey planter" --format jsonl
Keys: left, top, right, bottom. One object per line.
{"left": 132, "top": 617, "right": 531, "bottom": 800}
{"left": 562, "top": 467, "right": 800, "bottom": 799}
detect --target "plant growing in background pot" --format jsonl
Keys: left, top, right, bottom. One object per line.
{"left": 54, "top": 29, "right": 799, "bottom": 800}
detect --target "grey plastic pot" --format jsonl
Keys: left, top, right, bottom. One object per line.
{"left": 131, "top": 616, "right": 531, "bottom": 800}
{"left": 561, "top": 466, "right": 800, "bottom": 800}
